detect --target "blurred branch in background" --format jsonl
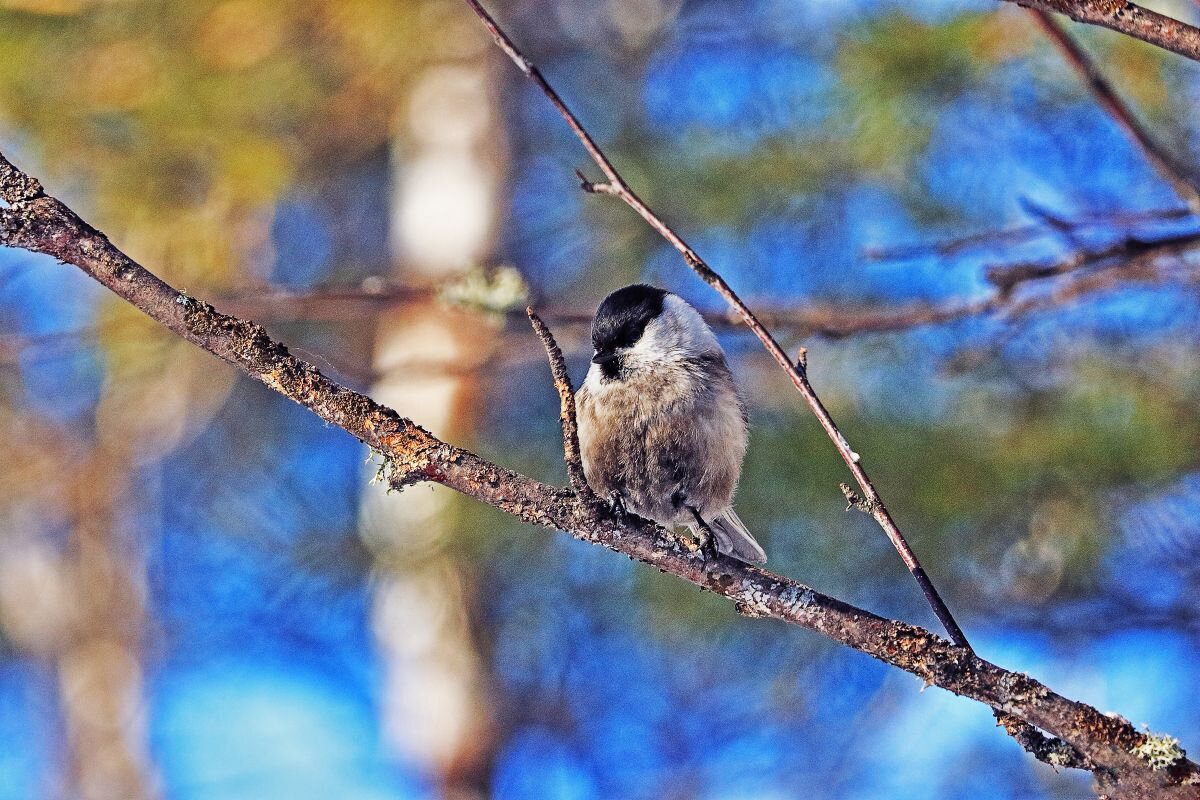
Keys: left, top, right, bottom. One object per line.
{"left": 9, "top": 158, "right": 1200, "bottom": 368}
{"left": 1003, "top": 0, "right": 1200, "bottom": 63}
{"left": 5, "top": 224, "right": 1200, "bottom": 372}
{"left": 1027, "top": 10, "right": 1200, "bottom": 214}
{"left": 2, "top": 137, "right": 1198, "bottom": 799}
{"left": 862, "top": 205, "right": 1192, "bottom": 261}
{"left": 215, "top": 227, "right": 1200, "bottom": 337}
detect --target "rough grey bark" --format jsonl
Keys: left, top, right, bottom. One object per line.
{"left": 2, "top": 152, "right": 1197, "bottom": 799}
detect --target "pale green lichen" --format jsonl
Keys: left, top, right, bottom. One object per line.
{"left": 438, "top": 265, "right": 529, "bottom": 315}
{"left": 366, "top": 448, "right": 399, "bottom": 491}
{"left": 1131, "top": 732, "right": 1185, "bottom": 770}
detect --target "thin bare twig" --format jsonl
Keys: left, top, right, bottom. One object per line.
{"left": 1, "top": 151, "right": 1196, "bottom": 798}
{"left": 466, "top": 0, "right": 971, "bottom": 649}
{"left": 1029, "top": 10, "right": 1200, "bottom": 215}
{"left": 863, "top": 206, "right": 1191, "bottom": 262}
{"left": 1005, "top": 0, "right": 1200, "bottom": 63}
{"left": 527, "top": 307, "right": 595, "bottom": 503}
{"left": 985, "top": 230, "right": 1200, "bottom": 292}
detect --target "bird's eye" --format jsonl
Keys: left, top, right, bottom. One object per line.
{"left": 614, "top": 329, "right": 638, "bottom": 349}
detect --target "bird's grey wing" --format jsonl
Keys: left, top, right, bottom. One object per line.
{"left": 704, "top": 510, "right": 767, "bottom": 564}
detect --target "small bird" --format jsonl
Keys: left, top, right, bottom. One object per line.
{"left": 575, "top": 284, "right": 767, "bottom": 563}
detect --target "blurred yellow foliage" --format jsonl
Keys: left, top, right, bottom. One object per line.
{"left": 194, "top": 0, "right": 286, "bottom": 72}
{"left": 0, "top": 0, "right": 97, "bottom": 14}
{"left": 0, "top": 0, "right": 438, "bottom": 286}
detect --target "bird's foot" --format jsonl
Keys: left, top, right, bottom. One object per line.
{"left": 606, "top": 491, "right": 628, "bottom": 520}
{"left": 685, "top": 505, "right": 721, "bottom": 564}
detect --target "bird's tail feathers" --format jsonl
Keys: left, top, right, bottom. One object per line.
{"left": 701, "top": 510, "right": 767, "bottom": 564}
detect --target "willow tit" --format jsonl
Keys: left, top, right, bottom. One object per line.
{"left": 575, "top": 284, "right": 767, "bottom": 563}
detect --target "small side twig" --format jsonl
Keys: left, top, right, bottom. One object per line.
{"left": 527, "top": 308, "right": 596, "bottom": 505}
{"left": 575, "top": 168, "right": 618, "bottom": 195}
{"left": 839, "top": 482, "right": 880, "bottom": 515}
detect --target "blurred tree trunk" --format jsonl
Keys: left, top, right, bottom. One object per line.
{"left": 58, "top": 446, "right": 157, "bottom": 800}
{"left": 359, "top": 6, "right": 508, "bottom": 796}
{"left": 0, "top": 425, "right": 157, "bottom": 799}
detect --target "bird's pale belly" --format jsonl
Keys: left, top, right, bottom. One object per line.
{"left": 578, "top": 380, "right": 745, "bottom": 526}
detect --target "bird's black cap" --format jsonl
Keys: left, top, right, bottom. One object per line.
{"left": 591, "top": 284, "right": 669, "bottom": 358}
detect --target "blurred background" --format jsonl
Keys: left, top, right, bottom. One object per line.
{"left": 1, "top": 0, "right": 1199, "bottom": 797}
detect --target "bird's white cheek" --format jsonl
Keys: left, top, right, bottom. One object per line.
{"left": 583, "top": 363, "right": 604, "bottom": 392}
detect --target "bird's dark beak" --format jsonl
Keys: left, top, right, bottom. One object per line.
{"left": 592, "top": 350, "right": 618, "bottom": 365}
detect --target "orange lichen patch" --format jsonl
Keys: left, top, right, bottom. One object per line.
{"left": 260, "top": 370, "right": 285, "bottom": 392}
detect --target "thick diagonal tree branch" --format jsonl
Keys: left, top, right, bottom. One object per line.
{"left": 1029, "top": 10, "right": 1200, "bottom": 214}
{"left": 1, "top": 152, "right": 1197, "bottom": 798}
{"left": 1008, "top": 0, "right": 1200, "bottom": 62}
{"left": 465, "top": 0, "right": 971, "bottom": 650}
